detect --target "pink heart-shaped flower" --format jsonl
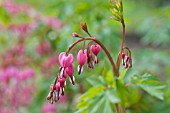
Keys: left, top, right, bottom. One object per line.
{"left": 90, "top": 44, "right": 101, "bottom": 56}
{"left": 77, "top": 50, "right": 87, "bottom": 66}
{"left": 59, "top": 52, "right": 74, "bottom": 68}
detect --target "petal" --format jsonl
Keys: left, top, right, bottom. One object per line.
{"left": 77, "top": 65, "right": 83, "bottom": 75}
{"left": 69, "top": 76, "right": 75, "bottom": 85}
{"left": 64, "top": 54, "right": 74, "bottom": 67}
{"left": 59, "top": 52, "right": 66, "bottom": 67}
{"left": 66, "top": 64, "right": 74, "bottom": 77}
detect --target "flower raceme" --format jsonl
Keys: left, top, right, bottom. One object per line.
{"left": 47, "top": 22, "right": 132, "bottom": 104}
{"left": 47, "top": 44, "right": 102, "bottom": 103}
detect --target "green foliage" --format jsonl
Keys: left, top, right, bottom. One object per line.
{"left": 131, "top": 73, "right": 166, "bottom": 100}
{"left": 76, "top": 86, "right": 120, "bottom": 113}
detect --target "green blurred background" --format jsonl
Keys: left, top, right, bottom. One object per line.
{"left": 0, "top": 0, "right": 170, "bottom": 113}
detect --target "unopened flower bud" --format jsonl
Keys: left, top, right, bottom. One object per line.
{"left": 80, "top": 21, "right": 88, "bottom": 33}
{"left": 72, "top": 32, "right": 79, "bottom": 37}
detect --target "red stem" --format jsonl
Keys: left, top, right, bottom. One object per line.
{"left": 116, "top": 103, "right": 120, "bottom": 113}
{"left": 116, "top": 19, "right": 125, "bottom": 71}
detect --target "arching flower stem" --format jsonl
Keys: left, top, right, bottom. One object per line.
{"left": 116, "top": 19, "right": 126, "bottom": 71}
{"left": 66, "top": 37, "right": 119, "bottom": 77}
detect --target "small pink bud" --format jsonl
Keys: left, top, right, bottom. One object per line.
{"left": 59, "top": 52, "right": 74, "bottom": 68}
{"left": 58, "top": 77, "right": 66, "bottom": 87}
{"left": 72, "top": 32, "right": 79, "bottom": 37}
{"left": 55, "top": 82, "right": 60, "bottom": 91}
{"left": 90, "top": 44, "right": 101, "bottom": 56}
{"left": 50, "top": 84, "right": 55, "bottom": 91}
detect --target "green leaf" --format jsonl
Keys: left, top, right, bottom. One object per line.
{"left": 88, "top": 93, "right": 105, "bottom": 113}
{"left": 131, "top": 73, "right": 166, "bottom": 100}
{"left": 86, "top": 76, "right": 106, "bottom": 86}
{"left": 76, "top": 86, "right": 105, "bottom": 112}
{"left": 76, "top": 86, "right": 120, "bottom": 113}
{"left": 105, "top": 89, "right": 120, "bottom": 104}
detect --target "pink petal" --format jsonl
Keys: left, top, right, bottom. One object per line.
{"left": 66, "top": 64, "right": 74, "bottom": 77}
{"left": 90, "top": 44, "right": 101, "bottom": 56}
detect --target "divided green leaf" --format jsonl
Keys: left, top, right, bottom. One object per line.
{"left": 131, "top": 73, "right": 166, "bottom": 100}
{"left": 76, "top": 86, "right": 120, "bottom": 113}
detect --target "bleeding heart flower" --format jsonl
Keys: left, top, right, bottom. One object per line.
{"left": 84, "top": 49, "right": 94, "bottom": 69}
{"left": 90, "top": 44, "right": 101, "bottom": 56}
{"left": 121, "top": 52, "right": 132, "bottom": 69}
{"left": 66, "top": 64, "right": 75, "bottom": 85}
{"left": 58, "top": 77, "right": 66, "bottom": 95}
{"left": 55, "top": 82, "right": 60, "bottom": 101}
{"left": 77, "top": 50, "right": 87, "bottom": 75}
{"left": 58, "top": 77, "right": 66, "bottom": 88}
{"left": 59, "top": 52, "right": 74, "bottom": 68}
{"left": 90, "top": 44, "right": 101, "bottom": 64}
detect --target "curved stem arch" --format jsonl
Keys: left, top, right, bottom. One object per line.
{"left": 66, "top": 37, "right": 119, "bottom": 77}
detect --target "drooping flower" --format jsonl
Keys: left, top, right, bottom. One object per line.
{"left": 58, "top": 52, "right": 74, "bottom": 78}
{"left": 77, "top": 49, "right": 87, "bottom": 75}
{"left": 90, "top": 44, "right": 101, "bottom": 64}
{"left": 90, "top": 44, "right": 101, "bottom": 56}
{"left": 84, "top": 49, "right": 94, "bottom": 69}
{"left": 59, "top": 52, "right": 74, "bottom": 68}
{"left": 121, "top": 52, "right": 132, "bottom": 69}
{"left": 58, "top": 77, "right": 66, "bottom": 95}
{"left": 54, "top": 82, "right": 60, "bottom": 101}
{"left": 66, "top": 64, "right": 75, "bottom": 85}
{"left": 48, "top": 83, "right": 59, "bottom": 102}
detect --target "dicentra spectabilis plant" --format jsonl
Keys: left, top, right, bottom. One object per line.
{"left": 47, "top": 0, "right": 165, "bottom": 113}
